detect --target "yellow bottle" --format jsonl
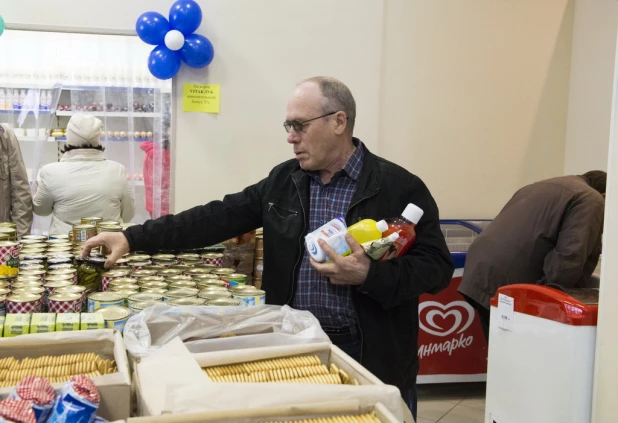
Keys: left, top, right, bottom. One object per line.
{"left": 347, "top": 219, "right": 388, "bottom": 244}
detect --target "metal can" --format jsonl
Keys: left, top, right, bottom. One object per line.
{"left": 137, "top": 276, "right": 166, "bottom": 284}
{"left": 141, "top": 265, "right": 164, "bottom": 272}
{"left": 44, "top": 275, "right": 75, "bottom": 286}
{"left": 163, "top": 289, "right": 199, "bottom": 301}
{"left": 177, "top": 253, "right": 201, "bottom": 264}
{"left": 127, "top": 292, "right": 164, "bottom": 305}
{"left": 47, "top": 268, "right": 78, "bottom": 284}
{"left": 55, "top": 285, "right": 87, "bottom": 311}
{"left": 222, "top": 273, "right": 248, "bottom": 288}
{"left": 169, "top": 281, "right": 197, "bottom": 290}
{"left": 232, "top": 289, "right": 266, "bottom": 306}
{"left": 111, "top": 289, "right": 139, "bottom": 306}
{"left": 7, "top": 294, "right": 42, "bottom": 313}
{"left": 71, "top": 224, "right": 97, "bottom": 243}
{"left": 139, "top": 281, "right": 169, "bottom": 290}
{"left": 166, "top": 275, "right": 193, "bottom": 283}
{"left": 168, "top": 297, "right": 205, "bottom": 306}
{"left": 17, "top": 269, "right": 45, "bottom": 283}
{"left": 48, "top": 293, "right": 82, "bottom": 313}
{"left": 205, "top": 298, "right": 241, "bottom": 306}
{"left": 185, "top": 268, "right": 214, "bottom": 278}
{"left": 109, "top": 280, "right": 139, "bottom": 292}
{"left": 81, "top": 216, "right": 103, "bottom": 226}
{"left": 15, "top": 275, "right": 41, "bottom": 284}
{"left": 101, "top": 269, "right": 131, "bottom": 291}
{"left": 20, "top": 235, "right": 47, "bottom": 242}
{"left": 201, "top": 253, "right": 223, "bottom": 267}
{"left": 0, "top": 241, "right": 20, "bottom": 277}
{"left": 95, "top": 305, "right": 131, "bottom": 332}
{"left": 130, "top": 300, "right": 164, "bottom": 315}
{"left": 194, "top": 263, "right": 218, "bottom": 271}
{"left": 213, "top": 268, "right": 236, "bottom": 277}
{"left": 113, "top": 258, "right": 131, "bottom": 268}
{"left": 47, "top": 235, "right": 70, "bottom": 242}
{"left": 229, "top": 285, "right": 258, "bottom": 294}
{"left": 141, "top": 288, "right": 168, "bottom": 295}
{"left": 19, "top": 262, "right": 45, "bottom": 272}
{"left": 13, "top": 286, "right": 46, "bottom": 296}
{"left": 0, "top": 227, "right": 16, "bottom": 241}
{"left": 0, "top": 294, "right": 6, "bottom": 315}
{"left": 97, "top": 220, "right": 120, "bottom": 227}
{"left": 88, "top": 292, "right": 124, "bottom": 312}
{"left": 0, "top": 282, "right": 9, "bottom": 290}
{"left": 12, "top": 282, "right": 43, "bottom": 290}
{"left": 132, "top": 270, "right": 157, "bottom": 278}
{"left": 156, "top": 269, "right": 182, "bottom": 278}
{"left": 198, "top": 290, "right": 233, "bottom": 300}
{"left": 128, "top": 254, "right": 152, "bottom": 261}
{"left": 191, "top": 274, "right": 221, "bottom": 283}
{"left": 44, "top": 280, "right": 74, "bottom": 298}
{"left": 152, "top": 254, "right": 177, "bottom": 266}
{"left": 169, "top": 264, "right": 192, "bottom": 273}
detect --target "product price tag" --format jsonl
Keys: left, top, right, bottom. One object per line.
{"left": 497, "top": 294, "right": 514, "bottom": 331}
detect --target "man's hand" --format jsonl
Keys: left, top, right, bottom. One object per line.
{"left": 310, "top": 233, "right": 371, "bottom": 285}
{"left": 82, "top": 233, "right": 130, "bottom": 269}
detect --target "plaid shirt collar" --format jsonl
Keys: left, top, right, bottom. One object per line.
{"left": 305, "top": 139, "right": 364, "bottom": 184}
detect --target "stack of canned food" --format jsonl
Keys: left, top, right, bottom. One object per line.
{"left": 0, "top": 218, "right": 267, "bottom": 334}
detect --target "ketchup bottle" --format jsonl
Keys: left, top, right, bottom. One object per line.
{"left": 380, "top": 203, "right": 424, "bottom": 260}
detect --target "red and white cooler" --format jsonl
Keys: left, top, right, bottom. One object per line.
{"left": 417, "top": 220, "right": 491, "bottom": 383}
{"left": 485, "top": 285, "right": 598, "bottom": 423}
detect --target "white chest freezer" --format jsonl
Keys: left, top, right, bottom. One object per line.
{"left": 485, "top": 284, "right": 598, "bottom": 423}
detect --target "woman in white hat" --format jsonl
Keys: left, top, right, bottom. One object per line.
{"left": 33, "top": 113, "right": 135, "bottom": 234}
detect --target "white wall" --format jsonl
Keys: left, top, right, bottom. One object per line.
{"left": 564, "top": 0, "right": 618, "bottom": 175}
{"left": 171, "top": 0, "right": 383, "bottom": 211}
{"left": 380, "top": 0, "right": 575, "bottom": 219}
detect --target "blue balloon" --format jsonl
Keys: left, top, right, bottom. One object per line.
{"left": 148, "top": 45, "right": 182, "bottom": 80}
{"left": 169, "top": 0, "right": 202, "bottom": 35}
{"left": 180, "top": 34, "right": 214, "bottom": 68}
{"left": 136, "top": 11, "right": 170, "bottom": 45}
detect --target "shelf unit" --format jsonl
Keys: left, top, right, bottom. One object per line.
{"left": 56, "top": 111, "right": 157, "bottom": 118}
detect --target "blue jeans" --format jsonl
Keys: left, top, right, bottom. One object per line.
{"left": 335, "top": 339, "right": 418, "bottom": 422}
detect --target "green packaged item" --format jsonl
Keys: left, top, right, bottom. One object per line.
{"left": 80, "top": 313, "right": 104, "bottom": 330}
{"left": 4, "top": 314, "right": 31, "bottom": 337}
{"left": 31, "top": 313, "right": 56, "bottom": 333}
{"left": 56, "top": 313, "right": 80, "bottom": 331}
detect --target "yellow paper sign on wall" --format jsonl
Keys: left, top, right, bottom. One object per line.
{"left": 183, "top": 84, "right": 220, "bottom": 113}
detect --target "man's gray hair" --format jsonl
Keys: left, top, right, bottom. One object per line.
{"left": 300, "top": 76, "right": 356, "bottom": 134}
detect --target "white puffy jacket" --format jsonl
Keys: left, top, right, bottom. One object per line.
{"left": 33, "top": 149, "right": 135, "bottom": 235}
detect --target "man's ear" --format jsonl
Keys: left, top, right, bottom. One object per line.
{"left": 334, "top": 111, "right": 347, "bottom": 135}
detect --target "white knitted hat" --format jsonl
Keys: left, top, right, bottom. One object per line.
{"left": 66, "top": 113, "right": 103, "bottom": 147}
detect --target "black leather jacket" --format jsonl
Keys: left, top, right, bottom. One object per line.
{"left": 124, "top": 141, "right": 453, "bottom": 389}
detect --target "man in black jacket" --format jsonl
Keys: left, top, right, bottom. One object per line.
{"left": 83, "top": 76, "right": 453, "bottom": 419}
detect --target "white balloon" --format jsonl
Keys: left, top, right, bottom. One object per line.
{"left": 164, "top": 30, "right": 185, "bottom": 51}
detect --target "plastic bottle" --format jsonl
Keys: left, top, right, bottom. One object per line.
{"left": 40, "top": 91, "right": 47, "bottom": 111}
{"left": 13, "top": 90, "right": 21, "bottom": 110}
{"left": 4, "top": 90, "right": 11, "bottom": 111}
{"left": 347, "top": 219, "right": 388, "bottom": 244}
{"left": 381, "top": 203, "right": 424, "bottom": 260}
{"left": 305, "top": 217, "right": 350, "bottom": 263}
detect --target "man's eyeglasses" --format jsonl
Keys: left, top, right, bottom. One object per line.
{"left": 283, "top": 111, "right": 340, "bottom": 133}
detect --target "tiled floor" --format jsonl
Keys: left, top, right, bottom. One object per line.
{"left": 417, "top": 382, "right": 486, "bottom": 423}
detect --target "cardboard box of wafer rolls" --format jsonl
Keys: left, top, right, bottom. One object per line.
{"left": 127, "top": 401, "right": 400, "bottom": 423}
{"left": 135, "top": 339, "right": 414, "bottom": 423}
{"left": 0, "top": 329, "right": 131, "bottom": 421}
